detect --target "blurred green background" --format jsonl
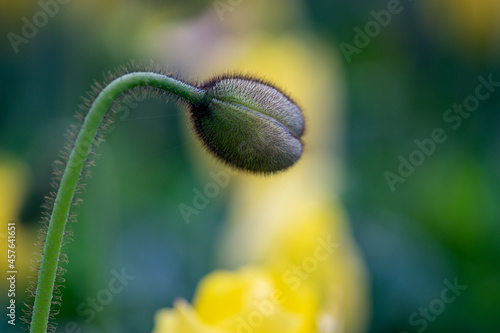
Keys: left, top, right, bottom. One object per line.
{"left": 1, "top": 0, "right": 499, "bottom": 332}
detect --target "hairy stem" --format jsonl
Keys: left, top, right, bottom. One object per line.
{"left": 30, "top": 72, "right": 204, "bottom": 333}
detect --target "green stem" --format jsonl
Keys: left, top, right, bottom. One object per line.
{"left": 30, "top": 72, "right": 204, "bottom": 333}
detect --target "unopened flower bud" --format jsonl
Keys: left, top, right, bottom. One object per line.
{"left": 189, "top": 74, "right": 305, "bottom": 174}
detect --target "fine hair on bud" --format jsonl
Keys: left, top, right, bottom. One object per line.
{"left": 189, "top": 74, "right": 305, "bottom": 174}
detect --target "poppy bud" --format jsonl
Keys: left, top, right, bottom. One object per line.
{"left": 189, "top": 74, "right": 305, "bottom": 174}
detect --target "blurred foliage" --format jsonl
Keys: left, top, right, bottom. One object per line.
{"left": 1, "top": 0, "right": 499, "bottom": 333}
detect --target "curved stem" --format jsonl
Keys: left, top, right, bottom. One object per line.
{"left": 30, "top": 72, "right": 204, "bottom": 333}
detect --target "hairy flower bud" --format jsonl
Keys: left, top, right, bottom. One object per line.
{"left": 190, "top": 74, "right": 305, "bottom": 174}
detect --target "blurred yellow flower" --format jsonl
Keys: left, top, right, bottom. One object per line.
{"left": 153, "top": 5, "right": 369, "bottom": 333}
{"left": 153, "top": 33, "right": 369, "bottom": 333}
{"left": 154, "top": 267, "right": 313, "bottom": 333}
{"left": 0, "top": 155, "right": 36, "bottom": 289}
{"left": 418, "top": 0, "right": 500, "bottom": 60}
